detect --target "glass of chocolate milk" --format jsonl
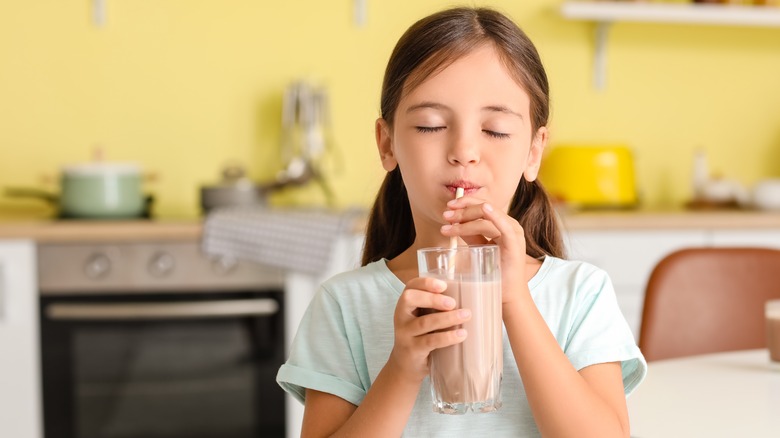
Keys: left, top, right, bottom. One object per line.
{"left": 417, "top": 245, "right": 502, "bottom": 414}
{"left": 766, "top": 299, "right": 780, "bottom": 362}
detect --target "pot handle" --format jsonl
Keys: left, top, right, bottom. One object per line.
{"left": 4, "top": 187, "right": 58, "bottom": 204}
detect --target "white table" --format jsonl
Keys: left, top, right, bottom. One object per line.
{"left": 628, "top": 349, "right": 780, "bottom": 438}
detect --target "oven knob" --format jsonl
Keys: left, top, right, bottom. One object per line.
{"left": 84, "top": 253, "right": 111, "bottom": 279}
{"left": 211, "top": 254, "right": 238, "bottom": 275}
{"left": 148, "top": 252, "right": 175, "bottom": 277}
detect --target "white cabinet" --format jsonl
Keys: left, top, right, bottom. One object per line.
{"left": 0, "top": 240, "right": 41, "bottom": 438}
{"left": 709, "top": 230, "right": 780, "bottom": 248}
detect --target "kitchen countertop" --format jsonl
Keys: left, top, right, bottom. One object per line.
{"left": 556, "top": 209, "right": 780, "bottom": 230}
{"left": 1, "top": 209, "right": 779, "bottom": 242}
{"left": 0, "top": 218, "right": 203, "bottom": 242}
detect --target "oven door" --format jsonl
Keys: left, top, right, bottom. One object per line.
{"left": 40, "top": 291, "right": 285, "bottom": 438}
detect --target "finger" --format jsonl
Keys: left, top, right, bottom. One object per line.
{"left": 441, "top": 220, "right": 500, "bottom": 242}
{"left": 405, "top": 276, "right": 448, "bottom": 294}
{"left": 480, "top": 202, "right": 520, "bottom": 245}
{"left": 444, "top": 196, "right": 485, "bottom": 221}
{"left": 410, "top": 308, "right": 472, "bottom": 337}
{"left": 395, "top": 278, "right": 454, "bottom": 326}
{"left": 399, "top": 288, "right": 457, "bottom": 315}
{"left": 416, "top": 327, "right": 468, "bottom": 351}
{"left": 443, "top": 208, "right": 484, "bottom": 226}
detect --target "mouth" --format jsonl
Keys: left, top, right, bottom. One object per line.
{"left": 445, "top": 180, "right": 481, "bottom": 196}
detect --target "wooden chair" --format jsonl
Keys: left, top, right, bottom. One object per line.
{"left": 638, "top": 247, "right": 780, "bottom": 362}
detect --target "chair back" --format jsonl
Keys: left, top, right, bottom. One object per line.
{"left": 639, "top": 247, "right": 780, "bottom": 362}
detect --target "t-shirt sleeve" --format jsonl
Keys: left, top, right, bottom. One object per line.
{"left": 276, "top": 287, "right": 367, "bottom": 406}
{"left": 563, "top": 268, "right": 647, "bottom": 396}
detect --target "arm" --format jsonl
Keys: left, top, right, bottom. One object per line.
{"left": 300, "top": 277, "right": 471, "bottom": 438}
{"left": 301, "top": 363, "right": 419, "bottom": 438}
{"left": 503, "top": 293, "right": 630, "bottom": 438}
{"left": 443, "top": 199, "right": 630, "bottom": 438}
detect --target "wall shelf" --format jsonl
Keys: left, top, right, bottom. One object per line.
{"left": 560, "top": 1, "right": 780, "bottom": 89}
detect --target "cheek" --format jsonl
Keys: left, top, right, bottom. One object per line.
{"left": 488, "top": 153, "right": 526, "bottom": 208}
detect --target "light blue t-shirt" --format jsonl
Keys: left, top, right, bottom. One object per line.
{"left": 277, "top": 256, "right": 647, "bottom": 436}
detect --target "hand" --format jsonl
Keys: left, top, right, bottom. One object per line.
{"left": 441, "top": 196, "right": 528, "bottom": 305}
{"left": 387, "top": 277, "right": 472, "bottom": 384}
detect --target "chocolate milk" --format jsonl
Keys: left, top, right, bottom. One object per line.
{"left": 429, "top": 279, "right": 503, "bottom": 414}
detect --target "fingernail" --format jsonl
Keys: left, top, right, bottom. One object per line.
{"left": 443, "top": 210, "right": 454, "bottom": 219}
{"left": 458, "top": 309, "right": 471, "bottom": 319}
{"left": 441, "top": 224, "right": 452, "bottom": 232}
{"left": 456, "top": 329, "right": 467, "bottom": 338}
{"left": 432, "top": 279, "right": 447, "bottom": 291}
{"left": 447, "top": 199, "right": 457, "bottom": 206}
{"left": 442, "top": 297, "right": 456, "bottom": 309}
{"left": 483, "top": 203, "right": 493, "bottom": 212}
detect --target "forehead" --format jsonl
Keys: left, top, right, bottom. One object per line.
{"left": 400, "top": 45, "right": 531, "bottom": 111}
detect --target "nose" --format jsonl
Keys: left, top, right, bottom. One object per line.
{"left": 447, "top": 129, "right": 480, "bottom": 166}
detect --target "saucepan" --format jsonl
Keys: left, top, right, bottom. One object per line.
{"left": 6, "top": 162, "right": 150, "bottom": 219}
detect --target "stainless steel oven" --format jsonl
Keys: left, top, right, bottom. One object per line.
{"left": 38, "top": 241, "right": 286, "bottom": 438}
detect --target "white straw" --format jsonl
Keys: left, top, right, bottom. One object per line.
{"left": 450, "top": 187, "right": 464, "bottom": 249}
{"left": 448, "top": 187, "right": 464, "bottom": 278}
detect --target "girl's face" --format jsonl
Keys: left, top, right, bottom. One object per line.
{"left": 376, "top": 43, "right": 547, "bottom": 246}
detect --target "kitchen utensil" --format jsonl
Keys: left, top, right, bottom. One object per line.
{"left": 277, "top": 80, "right": 336, "bottom": 205}
{"left": 200, "top": 165, "right": 271, "bottom": 212}
{"left": 538, "top": 144, "right": 638, "bottom": 208}
{"left": 60, "top": 162, "right": 145, "bottom": 218}
{"left": 5, "top": 161, "right": 149, "bottom": 219}
{"left": 280, "top": 81, "right": 329, "bottom": 172}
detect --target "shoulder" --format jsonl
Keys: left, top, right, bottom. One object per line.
{"left": 321, "top": 259, "right": 399, "bottom": 291}
{"left": 530, "top": 256, "right": 616, "bottom": 316}
{"left": 533, "top": 256, "right": 611, "bottom": 290}
{"left": 316, "top": 259, "right": 404, "bottom": 306}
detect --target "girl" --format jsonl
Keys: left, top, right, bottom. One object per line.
{"left": 277, "top": 7, "right": 646, "bottom": 437}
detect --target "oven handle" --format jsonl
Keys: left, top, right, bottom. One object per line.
{"left": 46, "top": 298, "right": 279, "bottom": 320}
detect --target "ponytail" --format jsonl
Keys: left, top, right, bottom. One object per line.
{"left": 362, "top": 168, "right": 415, "bottom": 266}
{"left": 509, "top": 179, "right": 565, "bottom": 259}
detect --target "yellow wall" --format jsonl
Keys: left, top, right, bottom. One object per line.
{"left": 2, "top": 1, "right": 779, "bottom": 218}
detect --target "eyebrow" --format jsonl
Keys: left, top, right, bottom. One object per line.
{"left": 483, "top": 105, "right": 523, "bottom": 119}
{"left": 406, "top": 102, "right": 449, "bottom": 113}
{"left": 405, "top": 102, "right": 523, "bottom": 119}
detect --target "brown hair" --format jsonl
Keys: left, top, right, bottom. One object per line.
{"left": 362, "top": 7, "right": 564, "bottom": 266}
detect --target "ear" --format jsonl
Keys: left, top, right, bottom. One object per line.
{"left": 523, "top": 126, "right": 548, "bottom": 182}
{"left": 375, "top": 118, "right": 398, "bottom": 172}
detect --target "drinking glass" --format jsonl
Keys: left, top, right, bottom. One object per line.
{"left": 417, "top": 245, "right": 503, "bottom": 414}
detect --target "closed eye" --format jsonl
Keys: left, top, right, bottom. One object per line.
{"left": 416, "top": 126, "right": 446, "bottom": 133}
{"left": 484, "top": 130, "right": 510, "bottom": 139}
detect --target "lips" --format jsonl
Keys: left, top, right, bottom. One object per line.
{"left": 446, "top": 180, "right": 481, "bottom": 195}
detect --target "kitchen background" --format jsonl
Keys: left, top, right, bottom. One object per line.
{"left": 2, "top": 0, "right": 780, "bottom": 218}
{"left": 2, "top": 3, "right": 780, "bottom": 438}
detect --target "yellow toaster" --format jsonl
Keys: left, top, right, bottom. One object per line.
{"left": 538, "top": 144, "right": 638, "bottom": 208}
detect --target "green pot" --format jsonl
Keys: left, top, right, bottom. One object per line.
{"left": 60, "top": 163, "right": 145, "bottom": 219}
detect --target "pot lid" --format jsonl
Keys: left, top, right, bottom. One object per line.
{"left": 63, "top": 162, "right": 141, "bottom": 176}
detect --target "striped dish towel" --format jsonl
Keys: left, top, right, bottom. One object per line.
{"left": 202, "top": 207, "right": 363, "bottom": 276}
